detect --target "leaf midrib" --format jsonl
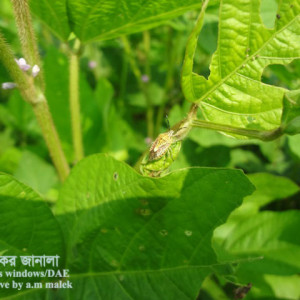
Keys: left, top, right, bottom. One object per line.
{"left": 197, "top": 14, "right": 299, "bottom": 104}
{"left": 71, "top": 264, "right": 212, "bottom": 278}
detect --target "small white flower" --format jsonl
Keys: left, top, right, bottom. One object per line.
{"left": 32, "top": 64, "right": 40, "bottom": 77}
{"left": 88, "top": 60, "right": 97, "bottom": 69}
{"left": 144, "top": 137, "right": 152, "bottom": 146}
{"left": 15, "top": 58, "right": 31, "bottom": 71}
{"left": 141, "top": 74, "right": 149, "bottom": 83}
{"left": 1, "top": 82, "right": 17, "bottom": 90}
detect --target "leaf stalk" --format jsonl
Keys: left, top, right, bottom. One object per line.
{"left": 192, "top": 119, "right": 283, "bottom": 141}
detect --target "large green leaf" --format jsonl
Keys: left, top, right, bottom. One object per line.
{"left": 53, "top": 154, "right": 254, "bottom": 299}
{"left": 247, "top": 274, "right": 300, "bottom": 300}
{"left": 227, "top": 173, "right": 299, "bottom": 223}
{"left": 182, "top": 0, "right": 300, "bottom": 135}
{"left": 0, "top": 173, "right": 65, "bottom": 299}
{"left": 212, "top": 173, "right": 300, "bottom": 298}
{"left": 288, "top": 134, "right": 300, "bottom": 159}
{"left": 67, "top": 0, "right": 203, "bottom": 42}
{"left": 43, "top": 47, "right": 72, "bottom": 150}
{"left": 30, "top": 0, "right": 205, "bottom": 42}
{"left": 29, "top": 0, "right": 71, "bottom": 41}
{"left": 14, "top": 150, "right": 59, "bottom": 196}
{"left": 214, "top": 210, "right": 300, "bottom": 276}
{"left": 245, "top": 172, "right": 299, "bottom": 207}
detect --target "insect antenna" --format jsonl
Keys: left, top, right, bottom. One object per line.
{"left": 165, "top": 114, "right": 171, "bottom": 130}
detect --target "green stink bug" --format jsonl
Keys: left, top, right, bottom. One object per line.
{"left": 140, "top": 141, "right": 181, "bottom": 177}
{"left": 149, "top": 130, "right": 175, "bottom": 161}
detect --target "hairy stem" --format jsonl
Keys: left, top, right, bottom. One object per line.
{"left": 192, "top": 119, "right": 283, "bottom": 141}
{"left": 0, "top": 32, "right": 35, "bottom": 101}
{"left": 69, "top": 39, "right": 84, "bottom": 163}
{"left": 11, "top": 0, "right": 44, "bottom": 90}
{"left": 0, "top": 32, "right": 69, "bottom": 181}
{"left": 33, "top": 94, "right": 70, "bottom": 181}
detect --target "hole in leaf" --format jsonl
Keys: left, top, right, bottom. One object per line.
{"left": 195, "top": 4, "right": 219, "bottom": 79}
{"left": 261, "top": 61, "right": 300, "bottom": 89}
{"left": 184, "top": 230, "right": 193, "bottom": 237}
{"left": 159, "top": 229, "right": 168, "bottom": 236}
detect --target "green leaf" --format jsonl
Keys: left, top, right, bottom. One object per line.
{"left": 0, "top": 128, "right": 14, "bottom": 155}
{"left": 214, "top": 211, "right": 300, "bottom": 276}
{"left": 281, "top": 89, "right": 300, "bottom": 135}
{"left": 54, "top": 154, "right": 254, "bottom": 299}
{"left": 128, "top": 83, "right": 165, "bottom": 107}
{"left": 2, "top": 90, "right": 39, "bottom": 136}
{"left": 0, "top": 147, "right": 22, "bottom": 174}
{"left": 230, "top": 149, "right": 264, "bottom": 172}
{"left": 200, "top": 276, "right": 231, "bottom": 300}
{"left": 182, "top": 0, "right": 300, "bottom": 136}
{"left": 249, "top": 274, "right": 300, "bottom": 300}
{"left": 67, "top": 0, "right": 203, "bottom": 42}
{"left": 30, "top": 0, "right": 71, "bottom": 41}
{"left": 288, "top": 134, "right": 300, "bottom": 159}
{"left": 43, "top": 47, "right": 72, "bottom": 147}
{"left": 44, "top": 47, "right": 109, "bottom": 160}
{"left": 0, "top": 173, "right": 64, "bottom": 298}
{"left": 14, "top": 151, "right": 59, "bottom": 196}
{"left": 226, "top": 173, "right": 299, "bottom": 223}
{"left": 245, "top": 173, "right": 299, "bottom": 207}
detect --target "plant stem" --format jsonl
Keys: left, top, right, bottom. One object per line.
{"left": 121, "top": 35, "right": 154, "bottom": 139}
{"left": 0, "top": 32, "right": 35, "bottom": 101}
{"left": 0, "top": 31, "right": 69, "bottom": 181}
{"left": 69, "top": 39, "right": 84, "bottom": 163}
{"left": 192, "top": 119, "right": 283, "bottom": 141}
{"left": 32, "top": 94, "right": 70, "bottom": 181}
{"left": 11, "top": 0, "right": 44, "bottom": 90}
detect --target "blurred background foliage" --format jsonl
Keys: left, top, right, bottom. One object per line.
{"left": 0, "top": 0, "right": 299, "bottom": 298}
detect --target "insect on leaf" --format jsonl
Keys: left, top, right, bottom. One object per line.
{"left": 141, "top": 141, "right": 181, "bottom": 177}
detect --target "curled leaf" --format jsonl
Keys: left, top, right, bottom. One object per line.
{"left": 140, "top": 141, "right": 181, "bottom": 177}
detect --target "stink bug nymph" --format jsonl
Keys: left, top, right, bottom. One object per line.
{"left": 148, "top": 130, "right": 175, "bottom": 161}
